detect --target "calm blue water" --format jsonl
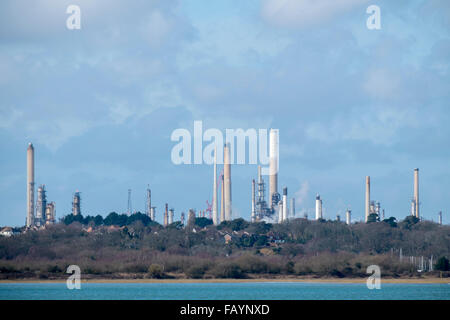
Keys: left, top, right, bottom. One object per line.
{"left": 0, "top": 282, "right": 449, "bottom": 300}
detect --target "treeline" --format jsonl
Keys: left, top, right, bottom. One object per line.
{"left": 0, "top": 215, "right": 449, "bottom": 280}
{"left": 62, "top": 212, "right": 159, "bottom": 227}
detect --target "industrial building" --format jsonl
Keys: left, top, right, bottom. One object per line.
{"left": 22, "top": 136, "right": 445, "bottom": 231}
{"left": 72, "top": 192, "right": 81, "bottom": 216}
{"left": 364, "top": 176, "right": 384, "bottom": 222}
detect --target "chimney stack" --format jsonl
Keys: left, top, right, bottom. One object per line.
{"left": 365, "top": 176, "right": 370, "bottom": 222}
{"left": 223, "top": 143, "right": 232, "bottom": 221}
{"left": 414, "top": 168, "right": 419, "bottom": 218}
{"left": 26, "top": 143, "right": 35, "bottom": 227}
{"left": 212, "top": 146, "right": 219, "bottom": 225}
{"left": 269, "top": 129, "right": 279, "bottom": 208}
{"left": 251, "top": 179, "right": 256, "bottom": 222}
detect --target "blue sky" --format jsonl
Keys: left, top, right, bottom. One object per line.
{"left": 0, "top": 0, "right": 449, "bottom": 226}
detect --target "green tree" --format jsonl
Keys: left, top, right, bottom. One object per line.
{"left": 230, "top": 218, "right": 249, "bottom": 231}
{"left": 382, "top": 217, "right": 397, "bottom": 228}
{"left": 63, "top": 214, "right": 83, "bottom": 225}
{"left": 147, "top": 264, "right": 164, "bottom": 278}
{"left": 367, "top": 213, "right": 380, "bottom": 223}
{"left": 435, "top": 256, "right": 449, "bottom": 271}
{"left": 195, "top": 217, "right": 213, "bottom": 228}
{"left": 94, "top": 215, "right": 103, "bottom": 226}
{"left": 104, "top": 212, "right": 119, "bottom": 226}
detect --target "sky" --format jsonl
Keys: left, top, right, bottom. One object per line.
{"left": 0, "top": 0, "right": 449, "bottom": 227}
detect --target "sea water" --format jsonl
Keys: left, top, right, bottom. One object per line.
{"left": 0, "top": 282, "right": 449, "bottom": 300}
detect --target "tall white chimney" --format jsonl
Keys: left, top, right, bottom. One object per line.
{"left": 251, "top": 179, "right": 256, "bottom": 222}
{"left": 212, "top": 146, "right": 218, "bottom": 225}
{"left": 223, "top": 143, "right": 232, "bottom": 221}
{"left": 365, "top": 176, "right": 370, "bottom": 222}
{"left": 269, "top": 129, "right": 279, "bottom": 207}
{"left": 414, "top": 168, "right": 419, "bottom": 218}
{"left": 26, "top": 143, "right": 35, "bottom": 228}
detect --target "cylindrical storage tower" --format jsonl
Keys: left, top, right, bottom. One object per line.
{"left": 346, "top": 209, "right": 351, "bottom": 225}
{"left": 315, "top": 194, "right": 322, "bottom": 220}
{"left": 282, "top": 187, "right": 288, "bottom": 221}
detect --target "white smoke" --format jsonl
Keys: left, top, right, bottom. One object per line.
{"left": 294, "top": 181, "right": 310, "bottom": 208}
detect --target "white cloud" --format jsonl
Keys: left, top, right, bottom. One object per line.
{"left": 363, "top": 69, "right": 401, "bottom": 99}
{"left": 261, "top": 0, "right": 369, "bottom": 29}
{"left": 305, "top": 106, "right": 424, "bottom": 146}
{"left": 0, "top": 106, "right": 23, "bottom": 129}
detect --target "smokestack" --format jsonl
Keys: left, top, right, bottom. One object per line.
{"left": 365, "top": 176, "right": 370, "bottom": 222}
{"left": 220, "top": 174, "right": 225, "bottom": 222}
{"left": 164, "top": 203, "right": 168, "bottom": 226}
{"left": 269, "top": 129, "right": 279, "bottom": 207}
{"left": 251, "top": 179, "right": 256, "bottom": 222}
{"left": 146, "top": 186, "right": 151, "bottom": 218}
{"left": 346, "top": 209, "right": 351, "bottom": 225}
{"left": 414, "top": 168, "right": 419, "bottom": 218}
{"left": 438, "top": 211, "right": 442, "bottom": 225}
{"left": 223, "top": 143, "right": 232, "bottom": 221}
{"left": 26, "top": 143, "right": 35, "bottom": 227}
{"left": 212, "top": 146, "right": 218, "bottom": 225}
{"left": 282, "top": 187, "right": 288, "bottom": 221}
{"left": 315, "top": 194, "right": 322, "bottom": 220}
{"left": 290, "top": 198, "right": 295, "bottom": 218}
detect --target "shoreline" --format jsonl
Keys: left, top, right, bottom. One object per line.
{"left": 1, "top": 277, "right": 448, "bottom": 284}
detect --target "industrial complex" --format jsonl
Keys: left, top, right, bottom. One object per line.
{"left": 21, "top": 132, "right": 444, "bottom": 230}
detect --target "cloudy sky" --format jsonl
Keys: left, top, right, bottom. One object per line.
{"left": 1, "top": 0, "right": 449, "bottom": 226}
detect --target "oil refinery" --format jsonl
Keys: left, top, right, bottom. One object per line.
{"left": 22, "top": 138, "right": 444, "bottom": 229}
